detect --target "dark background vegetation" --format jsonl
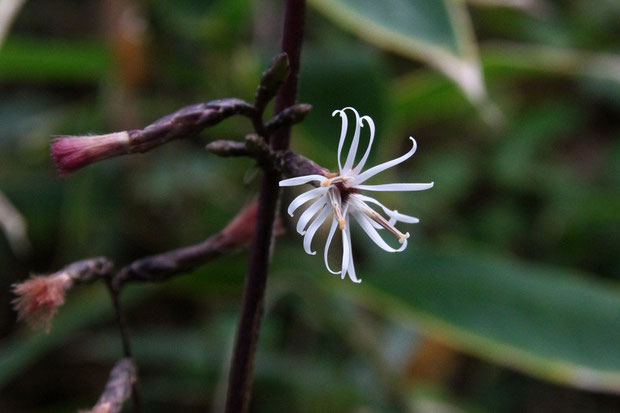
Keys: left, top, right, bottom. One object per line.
{"left": 0, "top": 0, "right": 619, "bottom": 411}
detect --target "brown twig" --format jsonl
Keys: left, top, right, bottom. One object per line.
{"left": 111, "top": 202, "right": 259, "bottom": 290}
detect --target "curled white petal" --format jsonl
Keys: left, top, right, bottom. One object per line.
{"left": 343, "top": 107, "right": 362, "bottom": 173}
{"left": 353, "top": 212, "right": 407, "bottom": 253}
{"left": 303, "top": 205, "right": 330, "bottom": 255}
{"left": 333, "top": 109, "right": 349, "bottom": 172}
{"left": 296, "top": 196, "right": 327, "bottom": 235}
{"left": 355, "top": 137, "right": 418, "bottom": 184}
{"left": 355, "top": 194, "right": 419, "bottom": 224}
{"left": 323, "top": 217, "right": 341, "bottom": 275}
{"left": 356, "top": 182, "right": 434, "bottom": 192}
{"left": 279, "top": 174, "right": 327, "bottom": 187}
{"left": 352, "top": 115, "right": 375, "bottom": 175}
{"left": 341, "top": 225, "right": 350, "bottom": 280}
{"left": 287, "top": 187, "right": 327, "bottom": 217}
{"left": 343, "top": 221, "right": 361, "bottom": 283}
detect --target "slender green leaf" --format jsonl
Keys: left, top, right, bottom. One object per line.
{"left": 317, "top": 248, "right": 620, "bottom": 393}
{"left": 307, "top": 0, "right": 487, "bottom": 103}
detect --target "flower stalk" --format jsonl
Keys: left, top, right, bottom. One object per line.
{"left": 224, "top": 1, "right": 306, "bottom": 412}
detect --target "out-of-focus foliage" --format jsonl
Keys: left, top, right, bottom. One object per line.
{"left": 1, "top": 0, "right": 619, "bottom": 412}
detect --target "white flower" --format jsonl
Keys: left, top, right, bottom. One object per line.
{"left": 279, "top": 107, "right": 433, "bottom": 283}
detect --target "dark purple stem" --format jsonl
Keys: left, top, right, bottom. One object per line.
{"left": 224, "top": 1, "right": 306, "bottom": 412}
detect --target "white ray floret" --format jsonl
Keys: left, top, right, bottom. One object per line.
{"left": 279, "top": 107, "right": 434, "bottom": 283}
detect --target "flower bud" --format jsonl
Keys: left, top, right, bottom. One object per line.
{"left": 51, "top": 132, "right": 131, "bottom": 176}
{"left": 255, "top": 53, "right": 290, "bottom": 109}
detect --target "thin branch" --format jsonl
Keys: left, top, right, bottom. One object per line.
{"left": 112, "top": 234, "right": 228, "bottom": 287}
{"left": 225, "top": 1, "right": 306, "bottom": 412}
{"left": 127, "top": 99, "right": 255, "bottom": 152}
{"left": 111, "top": 202, "right": 259, "bottom": 290}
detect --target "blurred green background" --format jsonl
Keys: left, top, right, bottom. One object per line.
{"left": 1, "top": 0, "right": 620, "bottom": 411}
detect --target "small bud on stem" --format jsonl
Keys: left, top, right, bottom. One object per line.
{"left": 265, "top": 103, "right": 312, "bottom": 132}
{"left": 206, "top": 140, "right": 248, "bottom": 157}
{"left": 52, "top": 132, "right": 131, "bottom": 177}
{"left": 254, "top": 53, "right": 290, "bottom": 112}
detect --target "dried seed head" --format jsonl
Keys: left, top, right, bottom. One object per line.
{"left": 12, "top": 272, "right": 74, "bottom": 332}
{"left": 51, "top": 132, "right": 131, "bottom": 176}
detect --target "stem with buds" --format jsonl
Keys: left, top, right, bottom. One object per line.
{"left": 14, "top": 2, "right": 311, "bottom": 411}
{"left": 224, "top": 1, "right": 306, "bottom": 412}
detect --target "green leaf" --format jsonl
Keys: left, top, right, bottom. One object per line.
{"left": 482, "top": 42, "right": 620, "bottom": 88}
{"left": 0, "top": 36, "right": 110, "bottom": 83}
{"left": 307, "top": 0, "right": 487, "bottom": 103}
{"left": 324, "top": 248, "right": 620, "bottom": 393}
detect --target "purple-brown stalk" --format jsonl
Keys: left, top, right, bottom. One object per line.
{"left": 224, "top": 1, "right": 306, "bottom": 412}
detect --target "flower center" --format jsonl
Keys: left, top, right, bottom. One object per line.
{"left": 320, "top": 175, "right": 352, "bottom": 188}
